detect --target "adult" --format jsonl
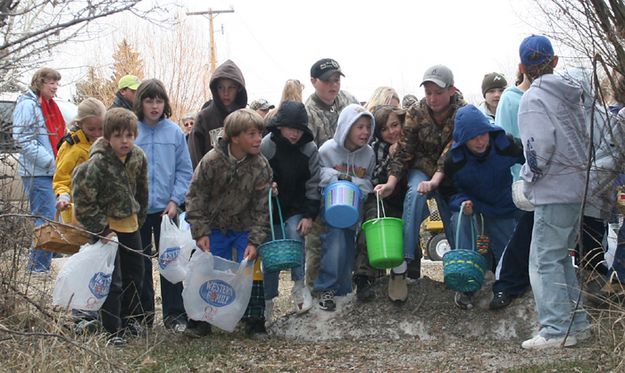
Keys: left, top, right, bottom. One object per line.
{"left": 111, "top": 74, "right": 141, "bottom": 110}
{"left": 12, "top": 67, "right": 65, "bottom": 272}
{"left": 478, "top": 72, "right": 507, "bottom": 123}
{"left": 188, "top": 59, "right": 247, "bottom": 168}
{"left": 180, "top": 112, "right": 195, "bottom": 138}
{"left": 249, "top": 99, "right": 275, "bottom": 119}
{"left": 375, "top": 64, "right": 465, "bottom": 302}
{"left": 517, "top": 35, "right": 590, "bottom": 350}
{"left": 304, "top": 58, "right": 358, "bottom": 286}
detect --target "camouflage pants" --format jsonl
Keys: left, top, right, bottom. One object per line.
{"left": 305, "top": 217, "right": 324, "bottom": 287}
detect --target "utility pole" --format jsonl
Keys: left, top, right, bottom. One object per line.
{"left": 187, "top": 8, "right": 234, "bottom": 73}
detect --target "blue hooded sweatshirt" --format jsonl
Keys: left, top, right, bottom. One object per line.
{"left": 443, "top": 104, "right": 524, "bottom": 217}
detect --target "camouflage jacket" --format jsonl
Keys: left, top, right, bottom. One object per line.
{"left": 388, "top": 94, "right": 465, "bottom": 179}
{"left": 185, "top": 137, "right": 273, "bottom": 247}
{"left": 305, "top": 90, "right": 358, "bottom": 148}
{"left": 72, "top": 138, "right": 148, "bottom": 234}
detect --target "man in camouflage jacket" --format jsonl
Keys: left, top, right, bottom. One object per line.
{"left": 375, "top": 64, "right": 465, "bottom": 303}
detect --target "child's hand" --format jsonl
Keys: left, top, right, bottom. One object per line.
{"left": 416, "top": 180, "right": 437, "bottom": 194}
{"left": 163, "top": 201, "right": 178, "bottom": 219}
{"left": 297, "top": 217, "right": 313, "bottom": 236}
{"left": 373, "top": 183, "right": 395, "bottom": 198}
{"left": 56, "top": 200, "right": 70, "bottom": 211}
{"left": 462, "top": 200, "right": 474, "bottom": 215}
{"left": 271, "top": 182, "right": 278, "bottom": 197}
{"left": 196, "top": 236, "right": 210, "bottom": 252}
{"left": 243, "top": 244, "right": 257, "bottom": 261}
{"left": 101, "top": 231, "right": 117, "bottom": 244}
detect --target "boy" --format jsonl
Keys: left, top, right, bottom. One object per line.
{"left": 316, "top": 104, "right": 375, "bottom": 311}
{"left": 517, "top": 35, "right": 590, "bottom": 349}
{"left": 185, "top": 108, "right": 273, "bottom": 337}
{"left": 188, "top": 60, "right": 247, "bottom": 168}
{"left": 441, "top": 104, "right": 524, "bottom": 309}
{"left": 260, "top": 100, "right": 320, "bottom": 320}
{"left": 72, "top": 108, "right": 148, "bottom": 346}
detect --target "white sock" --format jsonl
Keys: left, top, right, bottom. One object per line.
{"left": 392, "top": 260, "right": 407, "bottom": 274}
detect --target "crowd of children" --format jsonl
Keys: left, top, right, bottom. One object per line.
{"left": 11, "top": 33, "right": 625, "bottom": 349}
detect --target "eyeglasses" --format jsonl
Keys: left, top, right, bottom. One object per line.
{"left": 183, "top": 121, "right": 194, "bottom": 127}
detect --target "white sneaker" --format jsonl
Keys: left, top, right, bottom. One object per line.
{"left": 264, "top": 299, "right": 274, "bottom": 323}
{"left": 292, "top": 281, "right": 313, "bottom": 314}
{"left": 521, "top": 334, "right": 577, "bottom": 349}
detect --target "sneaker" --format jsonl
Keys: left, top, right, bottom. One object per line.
{"left": 454, "top": 292, "right": 474, "bottom": 310}
{"left": 292, "top": 282, "right": 313, "bottom": 314}
{"left": 73, "top": 319, "right": 100, "bottom": 335}
{"left": 125, "top": 320, "right": 146, "bottom": 337}
{"left": 489, "top": 292, "right": 513, "bottom": 310}
{"left": 106, "top": 335, "right": 127, "bottom": 347}
{"left": 521, "top": 334, "right": 577, "bottom": 349}
{"left": 407, "top": 260, "right": 421, "bottom": 280}
{"left": 318, "top": 290, "right": 336, "bottom": 311}
{"left": 354, "top": 275, "right": 375, "bottom": 302}
{"left": 184, "top": 320, "right": 212, "bottom": 338}
{"left": 388, "top": 270, "right": 408, "bottom": 304}
{"left": 164, "top": 317, "right": 187, "bottom": 334}
{"left": 264, "top": 299, "right": 274, "bottom": 324}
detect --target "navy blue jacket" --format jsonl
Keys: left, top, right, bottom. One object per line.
{"left": 442, "top": 105, "right": 524, "bottom": 217}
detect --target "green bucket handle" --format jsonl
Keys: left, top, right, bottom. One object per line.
{"left": 454, "top": 201, "right": 478, "bottom": 252}
{"left": 266, "top": 187, "right": 287, "bottom": 241}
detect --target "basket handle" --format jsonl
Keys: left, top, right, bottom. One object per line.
{"left": 375, "top": 191, "right": 387, "bottom": 220}
{"left": 266, "top": 187, "right": 287, "bottom": 241}
{"left": 455, "top": 201, "right": 477, "bottom": 252}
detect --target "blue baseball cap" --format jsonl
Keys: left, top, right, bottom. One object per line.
{"left": 519, "top": 35, "right": 554, "bottom": 66}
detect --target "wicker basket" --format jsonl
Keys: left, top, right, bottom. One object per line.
{"left": 33, "top": 211, "right": 90, "bottom": 255}
{"left": 258, "top": 190, "right": 303, "bottom": 273}
{"left": 443, "top": 204, "right": 487, "bottom": 293}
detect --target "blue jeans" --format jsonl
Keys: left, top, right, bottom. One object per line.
{"left": 22, "top": 176, "right": 54, "bottom": 272}
{"left": 613, "top": 220, "right": 625, "bottom": 280}
{"left": 493, "top": 211, "right": 533, "bottom": 297}
{"left": 530, "top": 204, "right": 589, "bottom": 337}
{"left": 451, "top": 211, "right": 518, "bottom": 272}
{"left": 314, "top": 223, "right": 356, "bottom": 296}
{"left": 264, "top": 214, "right": 305, "bottom": 300}
{"left": 402, "top": 169, "right": 453, "bottom": 261}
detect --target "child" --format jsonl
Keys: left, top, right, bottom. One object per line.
{"left": 188, "top": 60, "right": 247, "bottom": 167}
{"left": 72, "top": 108, "right": 148, "bottom": 346}
{"left": 185, "top": 108, "right": 273, "bottom": 338}
{"left": 440, "top": 104, "right": 524, "bottom": 310}
{"left": 353, "top": 104, "right": 407, "bottom": 303}
{"left": 517, "top": 35, "right": 590, "bottom": 349}
{"left": 260, "top": 101, "right": 320, "bottom": 321}
{"left": 54, "top": 97, "right": 106, "bottom": 223}
{"left": 316, "top": 104, "right": 375, "bottom": 311}
{"left": 133, "top": 79, "right": 194, "bottom": 332}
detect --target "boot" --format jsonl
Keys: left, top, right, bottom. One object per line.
{"left": 354, "top": 275, "right": 375, "bottom": 302}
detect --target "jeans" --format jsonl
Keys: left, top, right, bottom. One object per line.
{"left": 314, "top": 223, "right": 356, "bottom": 296}
{"left": 402, "top": 169, "right": 454, "bottom": 261}
{"left": 264, "top": 214, "right": 305, "bottom": 300}
{"left": 530, "top": 204, "right": 589, "bottom": 337}
{"left": 139, "top": 213, "right": 185, "bottom": 326}
{"left": 22, "top": 176, "right": 54, "bottom": 272}
{"left": 493, "top": 211, "right": 533, "bottom": 297}
{"left": 100, "top": 230, "right": 144, "bottom": 336}
{"left": 613, "top": 220, "right": 625, "bottom": 280}
{"left": 451, "top": 211, "right": 518, "bottom": 272}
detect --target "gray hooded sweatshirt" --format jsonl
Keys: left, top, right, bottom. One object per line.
{"left": 518, "top": 73, "right": 590, "bottom": 205}
{"left": 318, "top": 104, "right": 376, "bottom": 197}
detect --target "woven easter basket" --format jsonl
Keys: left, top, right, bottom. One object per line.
{"left": 258, "top": 190, "right": 303, "bottom": 273}
{"left": 33, "top": 211, "right": 90, "bottom": 254}
{"left": 442, "top": 203, "right": 488, "bottom": 293}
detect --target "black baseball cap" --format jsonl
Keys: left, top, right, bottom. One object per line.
{"left": 310, "top": 58, "right": 345, "bottom": 81}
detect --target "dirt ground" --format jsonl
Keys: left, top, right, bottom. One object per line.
{"left": 37, "top": 257, "right": 606, "bottom": 373}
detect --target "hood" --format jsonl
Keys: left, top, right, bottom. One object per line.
{"left": 451, "top": 104, "right": 507, "bottom": 159}
{"left": 267, "top": 101, "right": 313, "bottom": 144}
{"left": 560, "top": 67, "right": 598, "bottom": 112}
{"left": 334, "top": 104, "right": 375, "bottom": 151}
{"left": 531, "top": 73, "right": 583, "bottom": 107}
{"left": 209, "top": 60, "right": 247, "bottom": 113}
{"left": 16, "top": 89, "right": 38, "bottom": 106}
{"left": 90, "top": 137, "right": 114, "bottom": 159}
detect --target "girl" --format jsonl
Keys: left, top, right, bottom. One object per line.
{"left": 54, "top": 97, "right": 106, "bottom": 223}
{"left": 133, "top": 79, "right": 193, "bottom": 332}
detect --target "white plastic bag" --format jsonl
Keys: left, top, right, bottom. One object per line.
{"left": 182, "top": 250, "right": 254, "bottom": 332}
{"left": 158, "top": 216, "right": 192, "bottom": 284}
{"left": 52, "top": 237, "right": 118, "bottom": 311}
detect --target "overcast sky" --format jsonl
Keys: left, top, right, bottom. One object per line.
{"left": 54, "top": 0, "right": 552, "bottom": 107}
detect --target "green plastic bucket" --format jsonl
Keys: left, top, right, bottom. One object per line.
{"left": 363, "top": 217, "right": 404, "bottom": 269}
